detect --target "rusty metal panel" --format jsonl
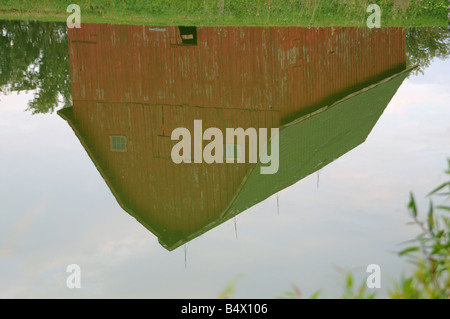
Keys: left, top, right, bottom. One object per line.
{"left": 69, "top": 25, "right": 405, "bottom": 123}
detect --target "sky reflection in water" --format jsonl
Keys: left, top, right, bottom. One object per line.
{"left": 0, "top": 23, "right": 449, "bottom": 298}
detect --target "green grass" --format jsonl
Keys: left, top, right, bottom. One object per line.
{"left": 0, "top": 0, "right": 447, "bottom": 27}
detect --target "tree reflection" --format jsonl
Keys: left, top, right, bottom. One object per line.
{"left": 407, "top": 27, "right": 450, "bottom": 75}
{"left": 0, "top": 22, "right": 449, "bottom": 114}
{"left": 0, "top": 20, "right": 71, "bottom": 114}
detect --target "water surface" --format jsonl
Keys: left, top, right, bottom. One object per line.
{"left": 0, "top": 21, "right": 449, "bottom": 298}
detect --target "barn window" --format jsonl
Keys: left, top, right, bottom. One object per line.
{"left": 178, "top": 26, "right": 197, "bottom": 45}
{"left": 110, "top": 135, "right": 127, "bottom": 152}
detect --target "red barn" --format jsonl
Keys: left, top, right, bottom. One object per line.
{"left": 60, "top": 25, "right": 409, "bottom": 250}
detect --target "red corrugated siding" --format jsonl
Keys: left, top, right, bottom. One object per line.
{"left": 68, "top": 25, "right": 406, "bottom": 120}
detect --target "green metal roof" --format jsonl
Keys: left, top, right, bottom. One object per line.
{"left": 223, "top": 69, "right": 412, "bottom": 220}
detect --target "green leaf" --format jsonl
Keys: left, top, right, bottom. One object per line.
{"left": 427, "top": 200, "right": 434, "bottom": 231}
{"left": 346, "top": 273, "right": 353, "bottom": 288}
{"left": 435, "top": 192, "right": 450, "bottom": 197}
{"left": 431, "top": 244, "right": 445, "bottom": 255}
{"left": 401, "top": 277, "right": 414, "bottom": 294}
{"left": 309, "top": 290, "right": 321, "bottom": 299}
{"left": 219, "top": 275, "right": 243, "bottom": 299}
{"left": 367, "top": 293, "right": 376, "bottom": 299}
{"left": 428, "top": 182, "right": 450, "bottom": 196}
{"left": 436, "top": 205, "right": 450, "bottom": 212}
{"left": 283, "top": 291, "right": 297, "bottom": 298}
{"left": 408, "top": 192, "right": 417, "bottom": 218}
{"left": 398, "top": 246, "right": 419, "bottom": 256}
{"left": 357, "top": 281, "right": 367, "bottom": 297}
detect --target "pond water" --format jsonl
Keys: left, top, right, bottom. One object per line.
{"left": 0, "top": 21, "right": 449, "bottom": 298}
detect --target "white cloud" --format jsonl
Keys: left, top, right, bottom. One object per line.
{"left": 386, "top": 82, "right": 450, "bottom": 115}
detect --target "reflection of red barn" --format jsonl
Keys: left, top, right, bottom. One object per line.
{"left": 61, "top": 25, "right": 407, "bottom": 250}
{"left": 69, "top": 25, "right": 405, "bottom": 120}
